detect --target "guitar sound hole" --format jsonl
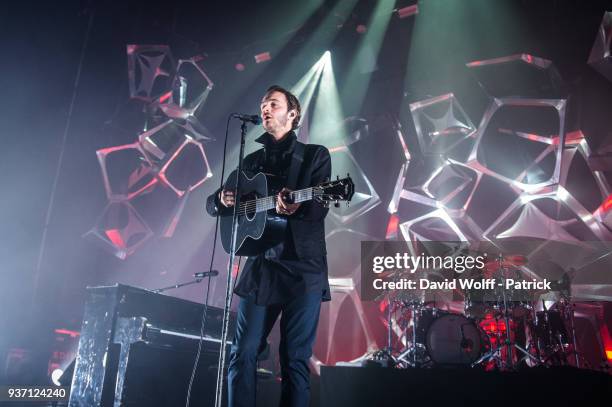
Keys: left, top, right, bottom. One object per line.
{"left": 241, "top": 192, "right": 258, "bottom": 220}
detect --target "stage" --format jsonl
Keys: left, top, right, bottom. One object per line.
{"left": 319, "top": 365, "right": 612, "bottom": 407}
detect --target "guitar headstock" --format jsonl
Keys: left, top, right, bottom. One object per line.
{"left": 313, "top": 175, "right": 355, "bottom": 207}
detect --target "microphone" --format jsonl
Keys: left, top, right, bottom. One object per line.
{"left": 231, "top": 113, "right": 262, "bottom": 125}
{"left": 194, "top": 270, "right": 219, "bottom": 278}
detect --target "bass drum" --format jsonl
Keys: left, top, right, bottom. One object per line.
{"left": 426, "top": 313, "right": 489, "bottom": 366}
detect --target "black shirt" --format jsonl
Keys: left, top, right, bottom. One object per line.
{"left": 233, "top": 132, "right": 331, "bottom": 305}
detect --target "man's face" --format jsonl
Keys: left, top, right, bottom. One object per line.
{"left": 260, "top": 90, "right": 294, "bottom": 137}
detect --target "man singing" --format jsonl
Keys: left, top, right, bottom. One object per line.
{"left": 206, "top": 85, "right": 332, "bottom": 407}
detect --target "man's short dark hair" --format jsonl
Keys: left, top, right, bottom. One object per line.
{"left": 265, "top": 85, "right": 301, "bottom": 130}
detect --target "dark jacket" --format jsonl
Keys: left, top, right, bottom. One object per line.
{"left": 206, "top": 132, "right": 331, "bottom": 259}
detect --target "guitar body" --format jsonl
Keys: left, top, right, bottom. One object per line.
{"left": 217, "top": 170, "right": 353, "bottom": 256}
{"left": 219, "top": 170, "right": 288, "bottom": 256}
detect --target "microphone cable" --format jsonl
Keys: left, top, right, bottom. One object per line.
{"left": 185, "top": 113, "right": 233, "bottom": 407}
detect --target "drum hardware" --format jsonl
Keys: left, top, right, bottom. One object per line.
{"left": 372, "top": 253, "right": 589, "bottom": 371}
{"left": 371, "top": 290, "right": 401, "bottom": 368}
{"left": 394, "top": 304, "right": 489, "bottom": 368}
{"left": 395, "top": 301, "right": 431, "bottom": 368}
{"left": 565, "top": 299, "right": 580, "bottom": 368}
{"left": 470, "top": 254, "right": 543, "bottom": 370}
{"left": 374, "top": 269, "right": 447, "bottom": 368}
{"left": 364, "top": 348, "right": 397, "bottom": 368}
{"left": 551, "top": 274, "right": 581, "bottom": 368}
{"left": 482, "top": 254, "right": 528, "bottom": 270}
{"left": 522, "top": 266, "right": 583, "bottom": 368}
{"left": 531, "top": 297, "right": 583, "bottom": 367}
{"left": 373, "top": 269, "right": 420, "bottom": 366}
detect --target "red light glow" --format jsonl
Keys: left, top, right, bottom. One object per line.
{"left": 105, "top": 229, "right": 126, "bottom": 248}
{"left": 385, "top": 214, "right": 399, "bottom": 239}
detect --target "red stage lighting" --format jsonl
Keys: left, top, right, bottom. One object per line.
{"left": 254, "top": 52, "right": 271, "bottom": 64}
{"left": 601, "top": 194, "right": 612, "bottom": 212}
{"left": 385, "top": 214, "right": 399, "bottom": 239}
{"left": 54, "top": 329, "right": 80, "bottom": 338}
{"left": 397, "top": 4, "right": 418, "bottom": 19}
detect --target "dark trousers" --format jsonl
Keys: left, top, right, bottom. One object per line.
{"left": 227, "top": 291, "right": 322, "bottom": 407}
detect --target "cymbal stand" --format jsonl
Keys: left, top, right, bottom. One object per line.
{"left": 557, "top": 295, "right": 581, "bottom": 368}
{"left": 367, "top": 292, "right": 398, "bottom": 367}
{"left": 396, "top": 302, "right": 428, "bottom": 367}
{"left": 472, "top": 255, "right": 543, "bottom": 370}
{"left": 556, "top": 297, "right": 582, "bottom": 368}
{"left": 567, "top": 301, "right": 580, "bottom": 368}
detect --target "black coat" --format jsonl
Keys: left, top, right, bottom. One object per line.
{"left": 206, "top": 132, "right": 331, "bottom": 259}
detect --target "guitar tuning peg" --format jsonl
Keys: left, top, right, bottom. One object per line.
{"left": 334, "top": 200, "right": 340, "bottom": 208}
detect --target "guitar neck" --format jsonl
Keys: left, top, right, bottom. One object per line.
{"left": 239, "top": 187, "right": 314, "bottom": 214}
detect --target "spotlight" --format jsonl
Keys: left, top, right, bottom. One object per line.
{"left": 235, "top": 63, "right": 245, "bottom": 71}
{"left": 396, "top": 4, "right": 418, "bottom": 19}
{"left": 51, "top": 368, "right": 63, "bottom": 386}
{"left": 254, "top": 52, "right": 271, "bottom": 64}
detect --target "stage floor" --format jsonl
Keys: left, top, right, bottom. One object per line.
{"left": 319, "top": 365, "right": 612, "bottom": 407}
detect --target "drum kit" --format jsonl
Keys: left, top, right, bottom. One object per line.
{"left": 373, "top": 253, "right": 582, "bottom": 371}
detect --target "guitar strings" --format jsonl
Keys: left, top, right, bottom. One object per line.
{"left": 237, "top": 189, "right": 313, "bottom": 213}
{"left": 237, "top": 191, "right": 338, "bottom": 215}
{"left": 237, "top": 192, "right": 316, "bottom": 214}
{"left": 236, "top": 187, "right": 322, "bottom": 214}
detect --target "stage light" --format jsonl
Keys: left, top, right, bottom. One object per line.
{"left": 54, "top": 329, "right": 80, "bottom": 338}
{"left": 311, "top": 51, "right": 346, "bottom": 145}
{"left": 254, "top": 52, "right": 271, "bottom": 64}
{"left": 240, "top": 51, "right": 328, "bottom": 154}
{"left": 356, "top": 24, "right": 367, "bottom": 34}
{"left": 274, "top": 0, "right": 358, "bottom": 88}
{"left": 291, "top": 51, "right": 328, "bottom": 97}
{"left": 601, "top": 194, "right": 612, "bottom": 212}
{"left": 51, "top": 368, "right": 63, "bottom": 386}
{"left": 396, "top": 4, "right": 418, "bottom": 19}
{"left": 386, "top": 214, "right": 400, "bottom": 239}
{"left": 235, "top": 63, "right": 245, "bottom": 71}
{"left": 342, "top": 0, "right": 395, "bottom": 113}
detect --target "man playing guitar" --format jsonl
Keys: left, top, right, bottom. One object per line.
{"left": 206, "top": 85, "right": 332, "bottom": 407}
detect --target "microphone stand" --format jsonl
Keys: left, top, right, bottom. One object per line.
{"left": 214, "top": 119, "right": 249, "bottom": 407}
{"left": 150, "top": 278, "right": 204, "bottom": 294}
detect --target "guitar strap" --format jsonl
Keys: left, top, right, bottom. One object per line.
{"left": 286, "top": 141, "right": 305, "bottom": 191}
